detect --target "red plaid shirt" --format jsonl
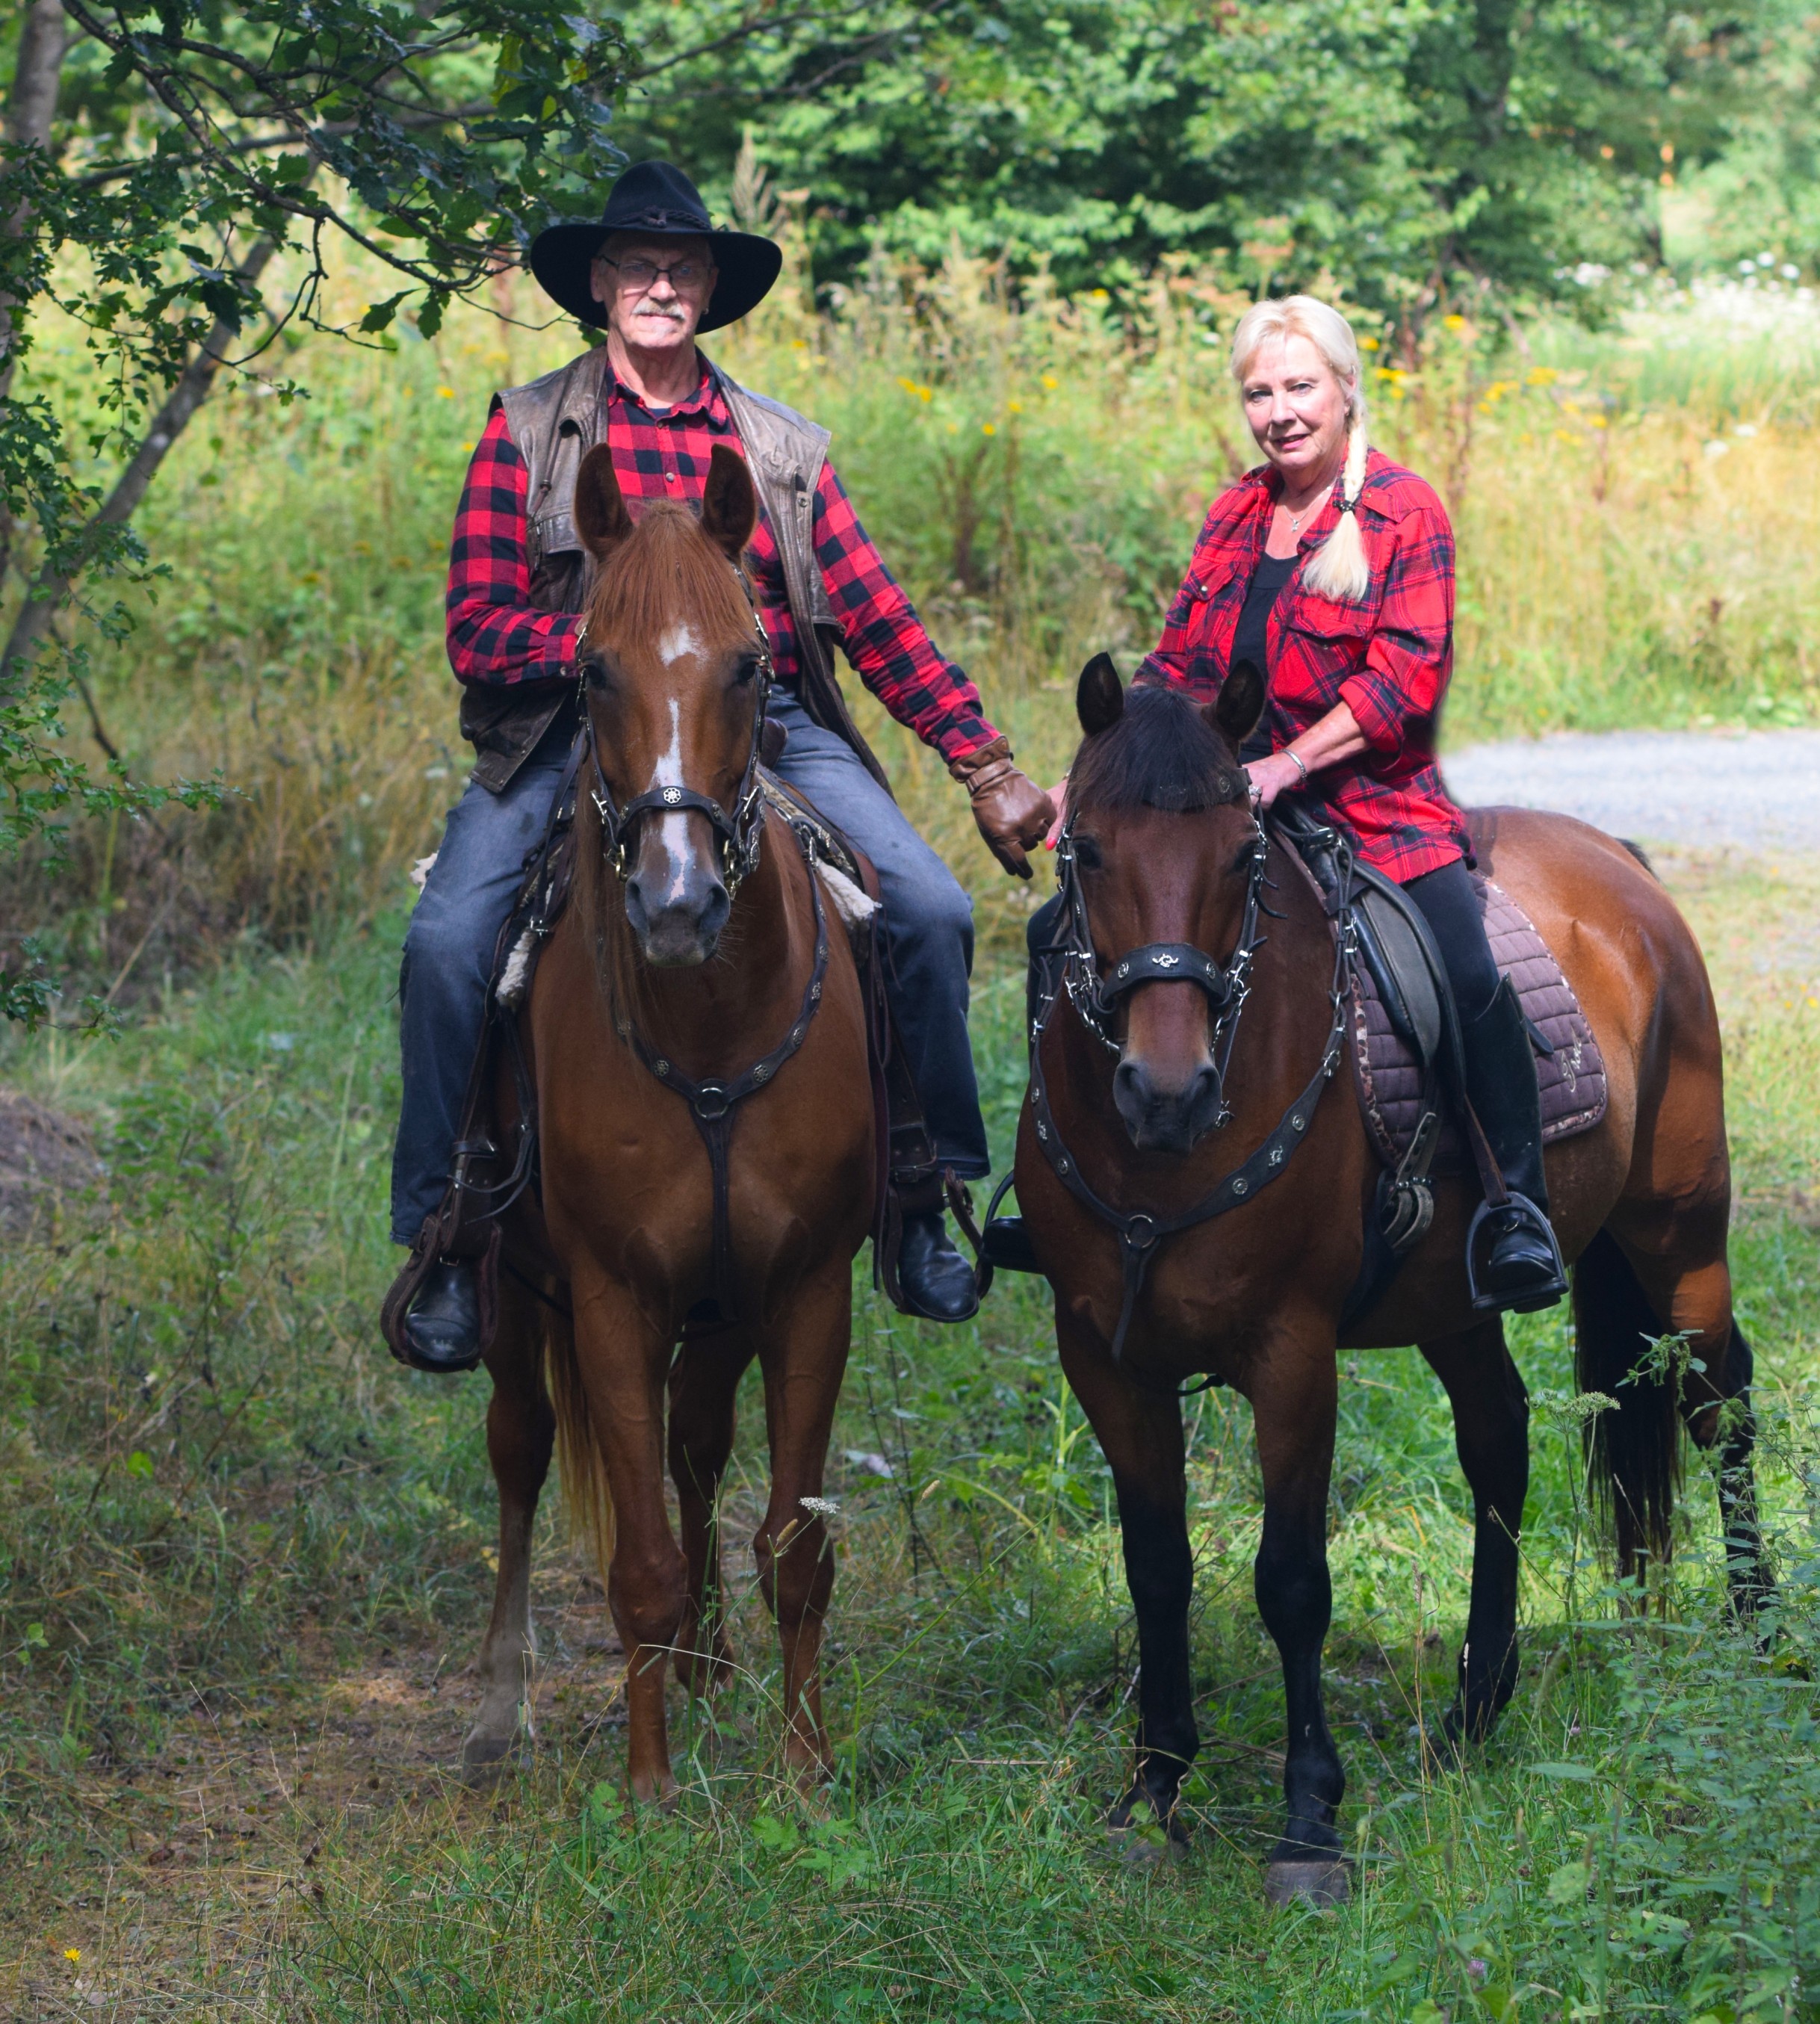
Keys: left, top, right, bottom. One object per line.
{"left": 445, "top": 357, "right": 997, "bottom": 764}
{"left": 1138, "top": 449, "right": 1469, "bottom": 882}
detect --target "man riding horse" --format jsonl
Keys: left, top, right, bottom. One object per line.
{"left": 389, "top": 160, "right": 1054, "bottom": 1370}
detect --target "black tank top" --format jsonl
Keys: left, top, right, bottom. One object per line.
{"left": 1231, "top": 549, "right": 1297, "bottom": 762}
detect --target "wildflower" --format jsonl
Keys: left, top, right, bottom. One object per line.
{"left": 64, "top": 1949, "right": 80, "bottom": 1964}
{"left": 799, "top": 1496, "right": 839, "bottom": 1517}
{"left": 436, "top": 386, "right": 454, "bottom": 400}
{"left": 1359, "top": 335, "right": 1379, "bottom": 350}
{"left": 1041, "top": 373, "right": 1059, "bottom": 389}
{"left": 1525, "top": 366, "right": 1559, "bottom": 386}
{"left": 981, "top": 422, "right": 997, "bottom": 435}
{"left": 1006, "top": 399, "right": 1023, "bottom": 413}
{"left": 1443, "top": 314, "right": 1465, "bottom": 331}
{"left": 1089, "top": 288, "right": 1109, "bottom": 302}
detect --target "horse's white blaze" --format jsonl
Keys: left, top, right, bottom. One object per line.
{"left": 649, "top": 696, "right": 696, "bottom": 900}
{"left": 657, "top": 622, "right": 699, "bottom": 668}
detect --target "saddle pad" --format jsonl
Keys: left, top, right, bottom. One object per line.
{"left": 1350, "top": 876, "right": 1608, "bottom": 1172}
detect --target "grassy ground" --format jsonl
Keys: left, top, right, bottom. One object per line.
{"left": 1, "top": 848, "right": 1818, "bottom": 2022}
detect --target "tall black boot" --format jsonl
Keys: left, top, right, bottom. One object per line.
{"left": 401, "top": 1258, "right": 485, "bottom": 1372}
{"left": 1460, "top": 977, "right": 1568, "bottom": 1314}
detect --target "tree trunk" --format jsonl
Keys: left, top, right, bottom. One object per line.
{"left": 1, "top": 0, "right": 70, "bottom": 401}
{"left": 1, "top": 232, "right": 279, "bottom": 676}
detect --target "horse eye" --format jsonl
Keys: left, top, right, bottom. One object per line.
{"left": 1073, "top": 833, "right": 1104, "bottom": 870}
{"left": 731, "top": 649, "right": 761, "bottom": 686}
{"left": 582, "top": 652, "right": 612, "bottom": 690}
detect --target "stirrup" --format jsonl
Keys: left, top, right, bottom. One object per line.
{"left": 977, "top": 1170, "right": 1043, "bottom": 1278}
{"left": 1465, "top": 1192, "right": 1567, "bottom": 1315}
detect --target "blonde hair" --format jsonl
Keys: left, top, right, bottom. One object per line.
{"left": 1229, "top": 295, "right": 1371, "bottom": 601}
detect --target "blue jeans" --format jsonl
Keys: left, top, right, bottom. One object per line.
{"left": 390, "top": 693, "right": 989, "bottom": 1246}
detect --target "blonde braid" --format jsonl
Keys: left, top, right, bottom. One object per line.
{"left": 1300, "top": 400, "right": 1370, "bottom": 602}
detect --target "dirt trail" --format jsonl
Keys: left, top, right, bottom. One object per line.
{"left": 1441, "top": 727, "right": 1820, "bottom": 855}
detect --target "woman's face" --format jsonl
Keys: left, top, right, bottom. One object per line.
{"left": 1238, "top": 332, "right": 1355, "bottom": 486}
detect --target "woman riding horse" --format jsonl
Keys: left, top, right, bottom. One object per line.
{"left": 1137, "top": 294, "right": 1563, "bottom": 1312}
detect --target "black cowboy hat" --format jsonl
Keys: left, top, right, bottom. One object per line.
{"left": 529, "top": 161, "right": 782, "bottom": 335}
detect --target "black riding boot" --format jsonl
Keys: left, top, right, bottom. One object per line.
{"left": 401, "top": 1258, "right": 485, "bottom": 1372}
{"left": 894, "top": 1169, "right": 982, "bottom": 1325}
{"left": 1461, "top": 976, "right": 1568, "bottom": 1314}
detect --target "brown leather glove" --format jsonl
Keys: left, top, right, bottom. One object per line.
{"left": 949, "top": 735, "right": 1058, "bottom": 880}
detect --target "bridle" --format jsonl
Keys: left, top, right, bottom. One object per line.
{"left": 1023, "top": 802, "right": 1357, "bottom": 1373}
{"left": 584, "top": 563, "right": 775, "bottom": 899}
{"left": 581, "top": 561, "right": 831, "bottom": 1311}
{"left": 1055, "top": 808, "right": 1270, "bottom": 1128}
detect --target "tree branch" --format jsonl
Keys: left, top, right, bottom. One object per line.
{"left": 2, "top": 229, "right": 282, "bottom": 678}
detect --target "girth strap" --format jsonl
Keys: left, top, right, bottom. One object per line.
{"left": 619, "top": 831, "right": 832, "bottom": 1308}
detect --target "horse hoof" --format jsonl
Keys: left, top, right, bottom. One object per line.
{"left": 1106, "top": 1825, "right": 1183, "bottom": 1872}
{"left": 459, "top": 1730, "right": 521, "bottom": 1786}
{"left": 1265, "top": 1858, "right": 1351, "bottom": 1909}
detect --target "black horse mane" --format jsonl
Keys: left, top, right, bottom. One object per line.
{"left": 1070, "top": 684, "right": 1248, "bottom": 815}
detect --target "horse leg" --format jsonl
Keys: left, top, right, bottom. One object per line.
{"left": 1251, "top": 1341, "right": 1349, "bottom": 1907}
{"left": 1602, "top": 1211, "right": 1771, "bottom": 1618}
{"left": 751, "top": 1268, "right": 851, "bottom": 1786}
{"left": 462, "top": 1273, "right": 556, "bottom": 1780}
{"left": 1418, "top": 1317, "right": 1529, "bottom": 1753}
{"left": 1056, "top": 1309, "right": 1196, "bottom": 1847}
{"left": 566, "top": 1272, "right": 690, "bottom": 1806}
{"left": 667, "top": 1313, "right": 757, "bottom": 1695}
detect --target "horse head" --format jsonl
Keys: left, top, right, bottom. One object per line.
{"left": 573, "top": 440, "right": 767, "bottom": 967}
{"left": 1065, "top": 652, "right": 1266, "bottom": 1154}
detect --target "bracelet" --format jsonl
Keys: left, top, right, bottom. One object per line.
{"left": 1284, "top": 746, "right": 1310, "bottom": 786}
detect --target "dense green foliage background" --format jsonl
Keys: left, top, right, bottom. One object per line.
{"left": 613, "top": 0, "right": 1820, "bottom": 306}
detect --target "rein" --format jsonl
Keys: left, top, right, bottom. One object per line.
{"left": 587, "top": 560, "right": 830, "bottom": 1312}
{"left": 1029, "top": 812, "right": 1358, "bottom": 1372}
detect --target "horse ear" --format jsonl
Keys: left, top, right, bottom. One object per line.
{"left": 1077, "top": 652, "right": 1124, "bottom": 735}
{"left": 575, "top": 443, "right": 632, "bottom": 558}
{"left": 1210, "top": 660, "right": 1266, "bottom": 745}
{"left": 701, "top": 442, "right": 758, "bottom": 559}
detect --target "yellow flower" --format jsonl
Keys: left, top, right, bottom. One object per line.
{"left": 1359, "top": 335, "right": 1380, "bottom": 351}
{"left": 1089, "top": 288, "right": 1109, "bottom": 302}
{"left": 1443, "top": 314, "right": 1466, "bottom": 331}
{"left": 436, "top": 386, "right": 454, "bottom": 400}
{"left": 1526, "top": 366, "right": 1559, "bottom": 386}
{"left": 1007, "top": 399, "right": 1023, "bottom": 413}
{"left": 1041, "top": 373, "right": 1059, "bottom": 389}
{"left": 982, "top": 422, "right": 997, "bottom": 435}
{"left": 64, "top": 1949, "right": 80, "bottom": 1964}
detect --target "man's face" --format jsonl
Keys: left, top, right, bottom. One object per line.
{"left": 589, "top": 234, "right": 716, "bottom": 355}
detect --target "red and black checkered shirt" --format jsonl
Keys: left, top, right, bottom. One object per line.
{"left": 1137, "top": 449, "right": 1470, "bottom": 882}
{"left": 445, "top": 357, "right": 997, "bottom": 764}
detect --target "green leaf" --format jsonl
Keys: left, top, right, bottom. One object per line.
{"left": 359, "top": 294, "right": 408, "bottom": 335}
{"left": 125, "top": 1451, "right": 155, "bottom": 1479}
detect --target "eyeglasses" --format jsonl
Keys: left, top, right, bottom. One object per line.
{"left": 600, "top": 256, "right": 711, "bottom": 294}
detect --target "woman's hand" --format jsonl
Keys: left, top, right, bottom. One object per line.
{"left": 1044, "top": 777, "right": 1068, "bottom": 849}
{"left": 1244, "top": 750, "right": 1305, "bottom": 813}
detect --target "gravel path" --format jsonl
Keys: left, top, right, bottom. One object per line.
{"left": 1440, "top": 728, "right": 1820, "bottom": 855}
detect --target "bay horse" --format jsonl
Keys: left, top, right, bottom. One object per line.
{"left": 1016, "top": 654, "right": 1766, "bottom": 1904}
{"left": 459, "top": 442, "right": 874, "bottom": 1800}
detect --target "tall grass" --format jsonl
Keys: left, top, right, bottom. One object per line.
{"left": 4, "top": 252, "right": 1820, "bottom": 996}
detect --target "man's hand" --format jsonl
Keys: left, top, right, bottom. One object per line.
{"left": 949, "top": 737, "right": 1058, "bottom": 879}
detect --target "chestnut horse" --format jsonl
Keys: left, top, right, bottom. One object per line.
{"left": 460, "top": 443, "right": 874, "bottom": 1800}
{"left": 1017, "top": 655, "right": 1765, "bottom": 1904}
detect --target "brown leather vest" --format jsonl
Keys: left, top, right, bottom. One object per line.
{"left": 459, "top": 344, "right": 890, "bottom": 795}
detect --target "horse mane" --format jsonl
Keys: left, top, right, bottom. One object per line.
{"left": 584, "top": 498, "right": 753, "bottom": 645}
{"left": 1069, "top": 684, "right": 1249, "bottom": 815}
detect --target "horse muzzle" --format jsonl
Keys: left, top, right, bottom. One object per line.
{"left": 1112, "top": 1051, "right": 1225, "bottom": 1154}
{"left": 625, "top": 825, "right": 731, "bottom": 966}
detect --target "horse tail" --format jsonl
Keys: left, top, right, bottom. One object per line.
{"left": 1573, "top": 1227, "right": 1681, "bottom": 1578}
{"left": 544, "top": 1312, "right": 616, "bottom": 1586}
